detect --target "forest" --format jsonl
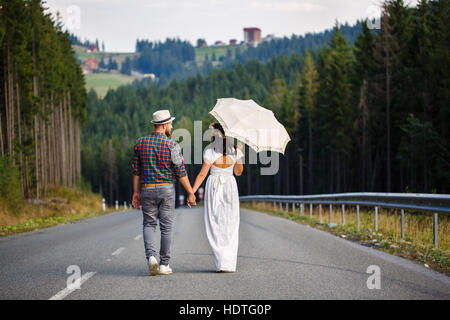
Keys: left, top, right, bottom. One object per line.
{"left": 0, "top": 0, "right": 87, "bottom": 201}
{"left": 119, "top": 23, "right": 362, "bottom": 86}
{"left": 82, "top": 0, "right": 450, "bottom": 205}
{"left": 127, "top": 38, "right": 196, "bottom": 78}
{"left": 0, "top": 0, "right": 449, "bottom": 209}
{"left": 233, "top": 21, "right": 362, "bottom": 65}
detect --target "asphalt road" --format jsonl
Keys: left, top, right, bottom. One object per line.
{"left": 0, "top": 206, "right": 449, "bottom": 300}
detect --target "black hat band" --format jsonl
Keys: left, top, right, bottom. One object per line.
{"left": 153, "top": 116, "right": 172, "bottom": 124}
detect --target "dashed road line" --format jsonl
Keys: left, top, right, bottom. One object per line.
{"left": 112, "top": 247, "right": 125, "bottom": 256}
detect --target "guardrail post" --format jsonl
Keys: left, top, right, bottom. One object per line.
{"left": 375, "top": 206, "right": 378, "bottom": 232}
{"left": 329, "top": 204, "right": 332, "bottom": 222}
{"left": 273, "top": 201, "right": 275, "bottom": 210}
{"left": 434, "top": 213, "right": 438, "bottom": 247}
{"left": 310, "top": 203, "right": 313, "bottom": 219}
{"left": 115, "top": 200, "right": 119, "bottom": 210}
{"left": 356, "top": 205, "right": 360, "bottom": 230}
{"left": 124, "top": 201, "right": 127, "bottom": 209}
{"left": 285, "top": 202, "right": 288, "bottom": 212}
{"left": 319, "top": 204, "right": 322, "bottom": 223}
{"left": 292, "top": 202, "right": 295, "bottom": 212}
{"left": 301, "top": 203, "right": 304, "bottom": 216}
{"left": 401, "top": 209, "right": 405, "bottom": 239}
{"left": 102, "top": 198, "right": 106, "bottom": 211}
{"left": 342, "top": 204, "right": 345, "bottom": 225}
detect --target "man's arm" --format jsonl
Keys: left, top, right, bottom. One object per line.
{"left": 131, "top": 140, "right": 141, "bottom": 209}
{"left": 171, "top": 142, "right": 196, "bottom": 207}
{"left": 132, "top": 174, "right": 141, "bottom": 209}
{"left": 178, "top": 176, "right": 196, "bottom": 208}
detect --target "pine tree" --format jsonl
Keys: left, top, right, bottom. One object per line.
{"left": 354, "top": 20, "right": 376, "bottom": 191}
{"left": 301, "top": 52, "right": 319, "bottom": 193}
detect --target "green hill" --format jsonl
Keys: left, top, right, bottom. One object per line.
{"left": 84, "top": 72, "right": 137, "bottom": 98}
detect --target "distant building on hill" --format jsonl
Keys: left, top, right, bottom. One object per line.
{"left": 131, "top": 71, "right": 156, "bottom": 80}
{"left": 229, "top": 39, "right": 237, "bottom": 45}
{"left": 89, "top": 44, "right": 99, "bottom": 52}
{"left": 214, "top": 40, "right": 226, "bottom": 46}
{"left": 197, "top": 38, "right": 207, "bottom": 48}
{"left": 82, "top": 58, "right": 98, "bottom": 74}
{"left": 243, "top": 27, "right": 262, "bottom": 47}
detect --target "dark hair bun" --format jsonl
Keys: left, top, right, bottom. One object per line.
{"left": 213, "top": 123, "right": 225, "bottom": 136}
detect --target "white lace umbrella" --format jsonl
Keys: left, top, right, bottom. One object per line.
{"left": 209, "top": 98, "right": 291, "bottom": 154}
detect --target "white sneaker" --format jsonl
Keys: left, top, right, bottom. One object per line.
{"left": 158, "top": 264, "right": 173, "bottom": 275}
{"left": 148, "top": 256, "right": 158, "bottom": 276}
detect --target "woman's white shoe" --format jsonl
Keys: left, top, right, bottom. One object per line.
{"left": 158, "top": 264, "right": 173, "bottom": 275}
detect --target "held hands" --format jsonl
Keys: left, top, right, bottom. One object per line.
{"left": 132, "top": 192, "right": 141, "bottom": 209}
{"left": 187, "top": 192, "right": 196, "bottom": 208}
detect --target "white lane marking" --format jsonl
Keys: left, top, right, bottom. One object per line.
{"left": 112, "top": 247, "right": 125, "bottom": 256}
{"left": 134, "top": 234, "right": 142, "bottom": 240}
{"left": 49, "top": 272, "right": 96, "bottom": 300}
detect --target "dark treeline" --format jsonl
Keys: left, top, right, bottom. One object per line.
{"left": 83, "top": 0, "right": 449, "bottom": 204}
{"left": 121, "top": 24, "right": 362, "bottom": 86}
{"left": 233, "top": 21, "right": 362, "bottom": 65}
{"left": 0, "top": 0, "right": 87, "bottom": 199}
{"left": 123, "top": 39, "right": 196, "bottom": 80}
{"left": 68, "top": 33, "right": 102, "bottom": 51}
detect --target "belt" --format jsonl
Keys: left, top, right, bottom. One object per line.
{"left": 141, "top": 182, "right": 174, "bottom": 188}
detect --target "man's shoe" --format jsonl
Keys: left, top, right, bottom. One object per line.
{"left": 148, "top": 256, "right": 159, "bottom": 276}
{"left": 158, "top": 264, "right": 173, "bottom": 275}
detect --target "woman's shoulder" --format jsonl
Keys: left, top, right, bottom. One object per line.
{"left": 203, "top": 145, "right": 215, "bottom": 155}
{"left": 204, "top": 146, "right": 219, "bottom": 162}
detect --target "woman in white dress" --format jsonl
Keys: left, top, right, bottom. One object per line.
{"left": 192, "top": 123, "right": 244, "bottom": 272}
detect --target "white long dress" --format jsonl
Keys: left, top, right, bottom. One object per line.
{"left": 203, "top": 146, "right": 241, "bottom": 272}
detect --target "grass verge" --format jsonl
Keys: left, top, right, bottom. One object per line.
{"left": 241, "top": 203, "right": 449, "bottom": 276}
{"left": 0, "top": 185, "right": 127, "bottom": 237}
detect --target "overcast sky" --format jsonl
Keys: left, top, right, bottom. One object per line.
{"left": 44, "top": 0, "right": 389, "bottom": 52}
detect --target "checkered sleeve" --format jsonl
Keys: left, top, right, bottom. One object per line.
{"left": 170, "top": 142, "right": 187, "bottom": 179}
{"left": 131, "top": 139, "right": 141, "bottom": 176}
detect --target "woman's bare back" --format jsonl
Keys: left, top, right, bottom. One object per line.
{"left": 212, "top": 155, "right": 234, "bottom": 169}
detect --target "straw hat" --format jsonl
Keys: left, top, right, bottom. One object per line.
{"left": 151, "top": 110, "right": 175, "bottom": 125}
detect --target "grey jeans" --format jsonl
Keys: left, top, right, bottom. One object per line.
{"left": 141, "top": 184, "right": 175, "bottom": 265}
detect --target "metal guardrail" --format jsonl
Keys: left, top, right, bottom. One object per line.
{"left": 240, "top": 193, "right": 450, "bottom": 247}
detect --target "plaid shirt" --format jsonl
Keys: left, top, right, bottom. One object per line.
{"left": 131, "top": 132, "right": 187, "bottom": 184}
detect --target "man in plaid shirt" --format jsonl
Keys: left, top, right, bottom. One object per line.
{"left": 132, "top": 110, "right": 196, "bottom": 276}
